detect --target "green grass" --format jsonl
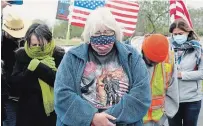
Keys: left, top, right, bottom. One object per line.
{"left": 54, "top": 39, "right": 81, "bottom": 46}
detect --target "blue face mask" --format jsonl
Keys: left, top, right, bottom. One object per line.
{"left": 173, "top": 34, "right": 188, "bottom": 45}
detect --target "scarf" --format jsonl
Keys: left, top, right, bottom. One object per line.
{"left": 25, "top": 40, "right": 56, "bottom": 116}
{"left": 172, "top": 39, "right": 203, "bottom": 65}
{"left": 24, "top": 40, "right": 55, "bottom": 59}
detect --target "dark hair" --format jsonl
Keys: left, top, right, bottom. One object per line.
{"left": 169, "top": 18, "right": 199, "bottom": 41}
{"left": 25, "top": 23, "right": 52, "bottom": 48}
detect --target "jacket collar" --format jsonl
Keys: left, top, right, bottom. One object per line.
{"left": 69, "top": 42, "right": 132, "bottom": 62}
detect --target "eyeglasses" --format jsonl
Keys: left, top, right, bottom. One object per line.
{"left": 93, "top": 30, "right": 115, "bottom": 37}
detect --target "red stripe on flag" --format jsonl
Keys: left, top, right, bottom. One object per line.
{"left": 170, "top": 8, "right": 176, "bottom": 16}
{"left": 123, "top": 32, "right": 132, "bottom": 37}
{"left": 56, "top": 15, "right": 69, "bottom": 21}
{"left": 105, "top": 4, "right": 139, "bottom": 13}
{"left": 71, "top": 22, "right": 85, "bottom": 28}
{"left": 111, "top": 11, "right": 138, "bottom": 19}
{"left": 72, "top": 16, "right": 87, "bottom": 22}
{"left": 125, "top": 26, "right": 137, "bottom": 31}
{"left": 73, "top": 9, "right": 90, "bottom": 15}
{"left": 115, "top": 18, "right": 136, "bottom": 25}
{"left": 176, "top": 7, "right": 185, "bottom": 14}
{"left": 110, "top": 0, "right": 139, "bottom": 7}
{"left": 170, "top": 0, "right": 175, "bottom": 4}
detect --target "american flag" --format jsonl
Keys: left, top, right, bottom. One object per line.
{"left": 169, "top": 0, "right": 193, "bottom": 28}
{"left": 71, "top": 0, "right": 139, "bottom": 37}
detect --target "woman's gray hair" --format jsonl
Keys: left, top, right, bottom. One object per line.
{"left": 25, "top": 23, "right": 52, "bottom": 48}
{"left": 81, "top": 7, "right": 123, "bottom": 43}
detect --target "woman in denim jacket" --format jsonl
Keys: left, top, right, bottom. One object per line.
{"left": 54, "top": 7, "right": 151, "bottom": 126}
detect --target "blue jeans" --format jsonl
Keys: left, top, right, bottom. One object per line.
{"left": 168, "top": 100, "right": 201, "bottom": 126}
{"left": 3, "top": 100, "right": 18, "bottom": 126}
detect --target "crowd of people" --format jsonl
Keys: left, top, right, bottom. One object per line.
{"left": 1, "top": 1, "right": 203, "bottom": 126}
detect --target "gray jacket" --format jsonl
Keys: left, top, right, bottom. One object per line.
{"left": 177, "top": 50, "right": 203, "bottom": 103}
{"left": 164, "top": 63, "right": 179, "bottom": 118}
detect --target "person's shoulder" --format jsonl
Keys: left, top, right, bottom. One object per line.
{"left": 15, "top": 47, "right": 26, "bottom": 57}
{"left": 69, "top": 43, "right": 87, "bottom": 51}
{"left": 66, "top": 43, "right": 88, "bottom": 56}
{"left": 15, "top": 47, "right": 31, "bottom": 62}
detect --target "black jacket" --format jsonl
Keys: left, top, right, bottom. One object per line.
{"left": 11, "top": 46, "right": 65, "bottom": 126}
{"left": 1, "top": 60, "right": 8, "bottom": 122}
{"left": 1, "top": 36, "right": 21, "bottom": 97}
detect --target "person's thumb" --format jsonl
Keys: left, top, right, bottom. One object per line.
{"left": 105, "top": 114, "right": 116, "bottom": 120}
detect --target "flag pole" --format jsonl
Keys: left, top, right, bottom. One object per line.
{"left": 168, "top": 0, "right": 171, "bottom": 33}
{"left": 66, "top": 0, "right": 73, "bottom": 41}
{"left": 66, "top": 19, "right": 71, "bottom": 40}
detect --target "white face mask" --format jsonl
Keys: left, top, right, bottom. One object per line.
{"left": 173, "top": 34, "right": 188, "bottom": 45}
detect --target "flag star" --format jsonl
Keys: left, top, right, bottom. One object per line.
{"left": 59, "top": 8, "right": 65, "bottom": 14}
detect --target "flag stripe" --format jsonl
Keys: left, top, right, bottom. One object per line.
{"left": 111, "top": 0, "right": 139, "bottom": 7}
{"left": 123, "top": 32, "right": 132, "bottom": 37}
{"left": 108, "top": 7, "right": 139, "bottom": 16}
{"left": 105, "top": 3, "right": 139, "bottom": 13}
{"left": 72, "top": 16, "right": 86, "bottom": 22}
{"left": 71, "top": 22, "right": 85, "bottom": 27}
{"left": 73, "top": 8, "right": 90, "bottom": 15}
{"left": 125, "top": 26, "right": 137, "bottom": 31}
{"left": 115, "top": 18, "right": 136, "bottom": 25}
{"left": 114, "top": 15, "right": 137, "bottom": 23}
{"left": 111, "top": 11, "right": 138, "bottom": 19}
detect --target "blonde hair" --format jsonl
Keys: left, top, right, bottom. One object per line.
{"left": 82, "top": 7, "right": 123, "bottom": 43}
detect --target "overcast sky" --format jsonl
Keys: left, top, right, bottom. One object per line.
{"left": 2, "top": 0, "right": 203, "bottom": 26}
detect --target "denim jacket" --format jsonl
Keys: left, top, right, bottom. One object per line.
{"left": 54, "top": 42, "right": 151, "bottom": 126}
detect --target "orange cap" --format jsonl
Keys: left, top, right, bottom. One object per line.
{"left": 142, "top": 34, "right": 169, "bottom": 63}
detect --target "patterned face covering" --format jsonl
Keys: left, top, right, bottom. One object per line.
{"left": 90, "top": 35, "right": 116, "bottom": 55}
